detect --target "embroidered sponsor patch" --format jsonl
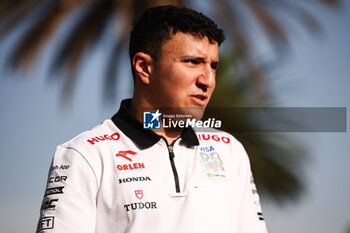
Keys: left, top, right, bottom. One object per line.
{"left": 199, "top": 151, "right": 226, "bottom": 178}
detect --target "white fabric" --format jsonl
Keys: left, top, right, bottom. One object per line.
{"left": 37, "top": 119, "right": 268, "bottom": 233}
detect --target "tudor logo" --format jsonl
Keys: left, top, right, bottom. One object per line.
{"left": 135, "top": 190, "right": 143, "bottom": 200}
{"left": 116, "top": 150, "right": 137, "bottom": 161}
{"left": 124, "top": 202, "right": 157, "bottom": 212}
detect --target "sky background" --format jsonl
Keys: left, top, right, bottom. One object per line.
{"left": 0, "top": 1, "right": 349, "bottom": 233}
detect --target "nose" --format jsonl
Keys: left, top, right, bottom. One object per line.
{"left": 196, "top": 65, "right": 215, "bottom": 92}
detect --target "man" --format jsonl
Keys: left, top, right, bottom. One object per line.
{"left": 37, "top": 5, "right": 268, "bottom": 233}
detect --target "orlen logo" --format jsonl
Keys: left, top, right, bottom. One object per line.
{"left": 87, "top": 132, "right": 120, "bottom": 145}
{"left": 115, "top": 150, "right": 145, "bottom": 171}
{"left": 197, "top": 134, "right": 230, "bottom": 144}
{"left": 116, "top": 150, "right": 137, "bottom": 161}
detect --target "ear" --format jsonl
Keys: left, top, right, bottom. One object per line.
{"left": 132, "top": 52, "right": 153, "bottom": 84}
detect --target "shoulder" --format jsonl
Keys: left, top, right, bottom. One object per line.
{"left": 51, "top": 119, "right": 120, "bottom": 181}
{"left": 194, "top": 127, "right": 249, "bottom": 164}
{"left": 52, "top": 119, "right": 121, "bottom": 166}
{"left": 59, "top": 119, "right": 119, "bottom": 150}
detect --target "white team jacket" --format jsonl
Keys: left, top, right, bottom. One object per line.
{"left": 37, "top": 99, "right": 268, "bottom": 233}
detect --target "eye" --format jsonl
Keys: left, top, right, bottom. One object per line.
{"left": 185, "top": 59, "right": 199, "bottom": 65}
{"left": 211, "top": 62, "right": 218, "bottom": 70}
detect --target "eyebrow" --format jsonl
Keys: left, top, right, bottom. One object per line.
{"left": 180, "top": 55, "right": 219, "bottom": 64}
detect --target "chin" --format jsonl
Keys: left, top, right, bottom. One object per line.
{"left": 184, "top": 108, "right": 205, "bottom": 120}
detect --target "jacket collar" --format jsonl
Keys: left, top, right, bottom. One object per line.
{"left": 111, "top": 99, "right": 199, "bottom": 149}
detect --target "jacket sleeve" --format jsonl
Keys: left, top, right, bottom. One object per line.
{"left": 236, "top": 144, "right": 268, "bottom": 233}
{"left": 36, "top": 145, "right": 98, "bottom": 233}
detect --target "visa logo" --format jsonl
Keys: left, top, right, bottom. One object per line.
{"left": 199, "top": 146, "right": 215, "bottom": 152}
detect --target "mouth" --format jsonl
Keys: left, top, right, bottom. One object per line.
{"left": 190, "top": 94, "right": 209, "bottom": 106}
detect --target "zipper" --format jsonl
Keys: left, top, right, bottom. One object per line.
{"left": 163, "top": 138, "right": 181, "bottom": 193}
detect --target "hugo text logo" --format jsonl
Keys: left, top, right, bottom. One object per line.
{"left": 87, "top": 132, "right": 120, "bottom": 145}
{"left": 197, "top": 134, "right": 230, "bottom": 144}
{"left": 143, "top": 110, "right": 161, "bottom": 129}
{"left": 115, "top": 150, "right": 145, "bottom": 171}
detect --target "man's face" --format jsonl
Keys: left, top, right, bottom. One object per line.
{"left": 148, "top": 32, "right": 219, "bottom": 119}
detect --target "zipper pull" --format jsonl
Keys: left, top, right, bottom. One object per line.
{"left": 168, "top": 146, "right": 175, "bottom": 158}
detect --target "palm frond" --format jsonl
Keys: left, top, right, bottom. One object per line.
{"left": 309, "top": 0, "right": 340, "bottom": 8}
{"left": 0, "top": 0, "right": 41, "bottom": 36}
{"left": 0, "top": 0, "right": 340, "bottom": 99}
{"left": 7, "top": 0, "right": 84, "bottom": 69}
{"left": 52, "top": 0, "right": 114, "bottom": 72}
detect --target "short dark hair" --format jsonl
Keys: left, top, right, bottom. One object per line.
{"left": 129, "top": 5, "right": 225, "bottom": 78}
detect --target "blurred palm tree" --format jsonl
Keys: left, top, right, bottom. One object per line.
{"left": 206, "top": 51, "right": 308, "bottom": 203}
{"left": 0, "top": 0, "right": 340, "bottom": 204}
